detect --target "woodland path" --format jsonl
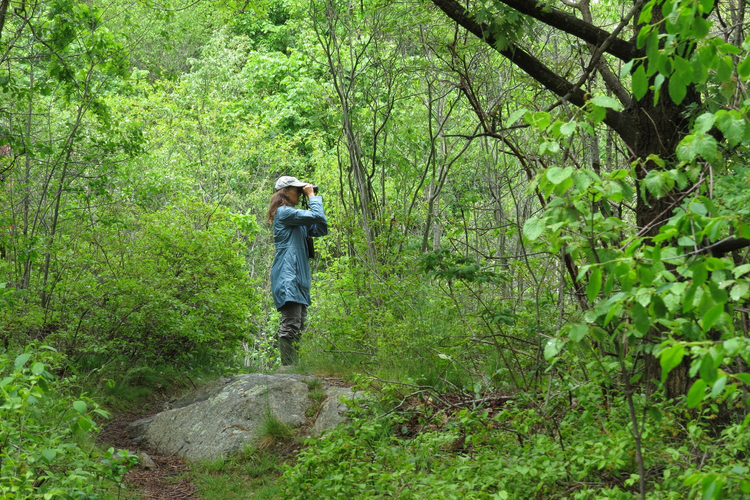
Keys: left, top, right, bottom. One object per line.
{"left": 98, "top": 392, "right": 198, "bottom": 500}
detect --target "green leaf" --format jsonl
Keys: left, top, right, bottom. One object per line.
{"left": 669, "top": 76, "right": 687, "bottom": 104}
{"left": 546, "top": 166, "right": 573, "bottom": 185}
{"left": 31, "top": 362, "right": 45, "bottom": 375}
{"left": 523, "top": 217, "right": 545, "bottom": 241}
{"left": 692, "top": 134, "right": 718, "bottom": 160}
{"left": 702, "top": 304, "right": 724, "bottom": 332}
{"left": 589, "top": 95, "right": 624, "bottom": 111}
{"left": 544, "top": 339, "right": 564, "bottom": 360}
{"left": 677, "top": 135, "right": 697, "bottom": 161}
{"left": 678, "top": 236, "right": 696, "bottom": 247}
{"left": 731, "top": 282, "right": 749, "bottom": 301}
{"left": 673, "top": 56, "right": 694, "bottom": 82}
{"left": 692, "top": 17, "right": 710, "bottom": 38}
{"left": 679, "top": 133, "right": 719, "bottom": 161}
{"left": 689, "top": 201, "right": 707, "bottom": 215}
{"left": 691, "top": 261, "right": 708, "bottom": 286}
{"left": 644, "top": 171, "right": 674, "bottom": 199}
{"left": 651, "top": 295, "right": 667, "bottom": 318}
{"left": 568, "top": 324, "right": 588, "bottom": 342}
{"left": 78, "top": 417, "right": 94, "bottom": 432}
{"left": 529, "top": 111, "right": 551, "bottom": 129}
{"left": 717, "top": 55, "right": 734, "bottom": 82}
{"left": 733, "top": 264, "right": 750, "bottom": 278}
{"left": 699, "top": 0, "right": 714, "bottom": 15}
{"left": 620, "top": 60, "right": 635, "bottom": 79}
{"left": 724, "top": 338, "right": 740, "bottom": 356}
{"left": 41, "top": 449, "right": 57, "bottom": 463}
{"left": 739, "top": 56, "right": 750, "bottom": 80}
{"left": 560, "top": 121, "right": 577, "bottom": 137}
{"left": 73, "top": 401, "right": 88, "bottom": 415}
{"left": 700, "top": 355, "right": 718, "bottom": 383}
{"left": 683, "top": 284, "right": 698, "bottom": 313}
{"left": 647, "top": 406, "right": 662, "bottom": 422}
{"left": 639, "top": 2, "right": 654, "bottom": 24}
{"left": 710, "top": 376, "right": 727, "bottom": 398}
{"left": 14, "top": 353, "right": 32, "bottom": 368}
{"left": 687, "top": 379, "right": 707, "bottom": 407}
{"left": 0, "top": 377, "right": 13, "bottom": 388}
{"left": 694, "top": 113, "right": 717, "bottom": 134}
{"left": 587, "top": 268, "right": 602, "bottom": 302}
{"left": 660, "top": 344, "right": 685, "bottom": 382}
{"left": 638, "top": 265, "right": 654, "bottom": 287}
{"left": 505, "top": 108, "right": 527, "bottom": 126}
{"left": 653, "top": 74, "right": 665, "bottom": 105}
{"left": 717, "top": 113, "right": 746, "bottom": 145}
{"left": 632, "top": 302, "right": 651, "bottom": 336}
{"left": 632, "top": 65, "right": 649, "bottom": 100}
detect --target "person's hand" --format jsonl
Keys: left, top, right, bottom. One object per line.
{"left": 302, "top": 184, "right": 315, "bottom": 197}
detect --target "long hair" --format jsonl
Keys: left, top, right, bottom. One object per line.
{"left": 266, "top": 188, "right": 294, "bottom": 223}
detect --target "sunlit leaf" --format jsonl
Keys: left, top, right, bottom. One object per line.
{"left": 687, "top": 379, "right": 707, "bottom": 407}
{"left": 660, "top": 344, "right": 685, "bottom": 382}
{"left": 14, "top": 353, "right": 32, "bottom": 368}
{"left": 523, "top": 217, "right": 545, "bottom": 241}
{"left": 546, "top": 167, "right": 573, "bottom": 185}
{"left": 589, "top": 95, "right": 623, "bottom": 111}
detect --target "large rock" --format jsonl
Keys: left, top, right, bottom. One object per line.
{"left": 127, "top": 373, "right": 357, "bottom": 461}
{"left": 311, "top": 387, "right": 358, "bottom": 437}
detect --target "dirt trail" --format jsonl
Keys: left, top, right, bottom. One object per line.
{"left": 97, "top": 395, "right": 198, "bottom": 500}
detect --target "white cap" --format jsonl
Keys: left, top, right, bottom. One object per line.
{"left": 274, "top": 176, "right": 307, "bottom": 191}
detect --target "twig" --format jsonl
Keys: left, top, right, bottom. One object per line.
{"left": 323, "top": 349, "right": 377, "bottom": 356}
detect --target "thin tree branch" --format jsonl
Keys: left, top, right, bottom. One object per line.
{"left": 430, "top": 0, "right": 635, "bottom": 147}
{"left": 493, "top": 0, "right": 635, "bottom": 61}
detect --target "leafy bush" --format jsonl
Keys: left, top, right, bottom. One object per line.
{"left": 279, "top": 384, "right": 750, "bottom": 499}
{"left": 0, "top": 346, "right": 137, "bottom": 499}
{"left": 37, "top": 196, "right": 260, "bottom": 365}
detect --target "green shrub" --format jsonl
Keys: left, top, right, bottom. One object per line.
{"left": 0, "top": 346, "right": 137, "bottom": 499}
{"left": 40, "top": 196, "right": 260, "bottom": 365}
{"left": 279, "top": 383, "right": 750, "bottom": 499}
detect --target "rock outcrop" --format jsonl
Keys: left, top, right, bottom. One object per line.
{"left": 126, "top": 373, "right": 357, "bottom": 461}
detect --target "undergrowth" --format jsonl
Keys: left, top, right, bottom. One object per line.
{"left": 276, "top": 383, "right": 750, "bottom": 500}
{"left": 0, "top": 345, "right": 138, "bottom": 499}
{"left": 191, "top": 445, "right": 285, "bottom": 499}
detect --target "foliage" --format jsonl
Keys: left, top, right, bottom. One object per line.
{"left": 0, "top": 346, "right": 137, "bottom": 499}
{"left": 41, "top": 195, "right": 260, "bottom": 364}
{"left": 191, "top": 445, "right": 283, "bottom": 500}
{"left": 280, "top": 384, "right": 750, "bottom": 499}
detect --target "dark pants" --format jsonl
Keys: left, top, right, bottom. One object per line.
{"left": 278, "top": 302, "right": 307, "bottom": 341}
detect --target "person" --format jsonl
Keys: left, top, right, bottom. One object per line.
{"left": 266, "top": 176, "right": 328, "bottom": 365}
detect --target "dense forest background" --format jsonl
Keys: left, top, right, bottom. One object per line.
{"left": 2, "top": 0, "right": 750, "bottom": 498}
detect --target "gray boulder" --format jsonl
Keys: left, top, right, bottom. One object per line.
{"left": 311, "top": 387, "right": 358, "bottom": 437}
{"left": 129, "top": 373, "right": 358, "bottom": 461}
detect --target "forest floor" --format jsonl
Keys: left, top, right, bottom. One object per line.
{"left": 95, "top": 373, "right": 354, "bottom": 499}
{"left": 97, "top": 392, "right": 198, "bottom": 500}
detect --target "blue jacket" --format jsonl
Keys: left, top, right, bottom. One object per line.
{"left": 270, "top": 196, "right": 328, "bottom": 309}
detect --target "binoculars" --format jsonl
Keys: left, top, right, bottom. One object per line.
{"left": 312, "top": 185, "right": 319, "bottom": 195}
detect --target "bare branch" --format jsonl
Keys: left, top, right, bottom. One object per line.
{"left": 493, "top": 0, "right": 635, "bottom": 61}
{"left": 430, "top": 0, "right": 635, "bottom": 147}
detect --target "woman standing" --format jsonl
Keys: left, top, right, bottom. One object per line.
{"left": 266, "top": 176, "right": 328, "bottom": 365}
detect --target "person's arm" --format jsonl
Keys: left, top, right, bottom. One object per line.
{"left": 276, "top": 196, "right": 327, "bottom": 228}
{"left": 306, "top": 196, "right": 328, "bottom": 237}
